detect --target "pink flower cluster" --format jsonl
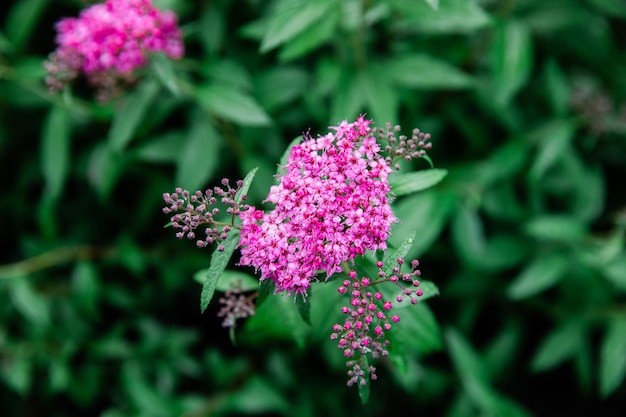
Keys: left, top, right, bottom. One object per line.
{"left": 238, "top": 117, "right": 397, "bottom": 296}
{"left": 45, "top": 0, "right": 183, "bottom": 97}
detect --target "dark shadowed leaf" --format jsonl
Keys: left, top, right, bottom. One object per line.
{"left": 41, "top": 105, "right": 71, "bottom": 201}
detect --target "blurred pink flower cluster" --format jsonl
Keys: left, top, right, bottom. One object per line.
{"left": 45, "top": 0, "right": 183, "bottom": 98}
{"left": 238, "top": 117, "right": 398, "bottom": 296}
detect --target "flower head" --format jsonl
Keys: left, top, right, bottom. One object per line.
{"left": 45, "top": 0, "right": 184, "bottom": 99}
{"left": 238, "top": 117, "right": 398, "bottom": 296}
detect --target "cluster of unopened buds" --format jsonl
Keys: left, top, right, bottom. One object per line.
{"left": 377, "top": 123, "right": 432, "bottom": 170}
{"left": 331, "top": 257, "right": 423, "bottom": 386}
{"left": 162, "top": 179, "right": 247, "bottom": 251}
{"left": 217, "top": 282, "right": 257, "bottom": 328}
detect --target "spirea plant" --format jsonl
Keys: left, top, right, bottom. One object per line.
{"left": 44, "top": 0, "right": 184, "bottom": 100}
{"left": 162, "top": 117, "right": 444, "bottom": 401}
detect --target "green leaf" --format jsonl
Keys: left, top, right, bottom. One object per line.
{"left": 543, "top": 60, "right": 570, "bottom": 117}
{"left": 388, "top": 54, "right": 474, "bottom": 89}
{"left": 215, "top": 270, "right": 260, "bottom": 292}
{"left": 202, "top": 60, "right": 253, "bottom": 90}
{"left": 491, "top": 20, "right": 533, "bottom": 106}
{"left": 201, "top": 230, "right": 241, "bottom": 313}
{"left": 71, "top": 261, "right": 100, "bottom": 317}
{"left": 132, "top": 131, "right": 184, "bottom": 164}
{"left": 195, "top": 84, "right": 271, "bottom": 126}
{"left": 529, "top": 120, "right": 576, "bottom": 181}
{"left": 5, "top": 0, "right": 49, "bottom": 53}
{"left": 1, "top": 351, "right": 33, "bottom": 394}
{"left": 8, "top": 276, "right": 50, "bottom": 327}
{"left": 451, "top": 204, "right": 486, "bottom": 265}
{"left": 278, "top": 7, "right": 340, "bottom": 61}
{"left": 330, "top": 69, "right": 366, "bottom": 123}
{"left": 600, "top": 319, "right": 626, "bottom": 397}
{"left": 389, "top": 190, "right": 456, "bottom": 258}
{"left": 108, "top": 80, "right": 160, "bottom": 151}
{"left": 256, "top": 279, "right": 275, "bottom": 308}
{"left": 383, "top": 232, "right": 416, "bottom": 276}
{"left": 524, "top": 215, "right": 586, "bottom": 242}
{"left": 254, "top": 67, "right": 309, "bottom": 111}
{"left": 532, "top": 321, "right": 585, "bottom": 372}
{"left": 295, "top": 296, "right": 311, "bottom": 325}
{"left": 235, "top": 167, "right": 259, "bottom": 204}
{"left": 150, "top": 53, "right": 180, "bottom": 96}
{"left": 387, "top": 0, "right": 491, "bottom": 34}
{"left": 391, "top": 303, "right": 443, "bottom": 354}
{"left": 41, "top": 105, "right": 71, "bottom": 201}
{"left": 360, "top": 64, "right": 399, "bottom": 125}
{"left": 122, "top": 362, "right": 176, "bottom": 417}
{"left": 424, "top": 0, "right": 439, "bottom": 9}
{"left": 260, "top": 0, "right": 336, "bottom": 53}
{"left": 390, "top": 169, "right": 448, "bottom": 196}
{"left": 602, "top": 253, "right": 626, "bottom": 292}
{"left": 507, "top": 253, "right": 568, "bottom": 299}
{"left": 87, "top": 143, "right": 124, "bottom": 199}
{"left": 175, "top": 112, "right": 221, "bottom": 191}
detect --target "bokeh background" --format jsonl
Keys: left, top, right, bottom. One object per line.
{"left": 1, "top": 0, "right": 626, "bottom": 416}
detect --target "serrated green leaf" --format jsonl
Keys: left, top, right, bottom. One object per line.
{"left": 108, "top": 80, "right": 160, "bottom": 151}
{"left": 235, "top": 167, "right": 259, "bottom": 204}
{"left": 41, "top": 105, "right": 71, "bottom": 201}
{"left": 600, "top": 319, "right": 626, "bottom": 396}
{"left": 195, "top": 84, "right": 271, "bottom": 126}
{"left": 383, "top": 232, "right": 416, "bottom": 276}
{"left": 507, "top": 253, "right": 568, "bottom": 299}
{"left": 491, "top": 20, "right": 533, "bottom": 106}
{"left": 201, "top": 230, "right": 240, "bottom": 313}
{"left": 260, "top": 0, "right": 335, "bottom": 53}
{"left": 390, "top": 169, "right": 448, "bottom": 196}
{"left": 388, "top": 54, "right": 474, "bottom": 89}
{"left": 532, "top": 321, "right": 585, "bottom": 372}
{"left": 175, "top": 112, "right": 221, "bottom": 191}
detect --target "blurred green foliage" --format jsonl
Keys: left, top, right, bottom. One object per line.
{"left": 1, "top": 0, "right": 626, "bottom": 415}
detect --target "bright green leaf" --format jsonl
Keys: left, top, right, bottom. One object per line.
{"left": 524, "top": 215, "right": 586, "bottom": 242}
{"left": 150, "top": 53, "right": 180, "bottom": 96}
{"left": 532, "top": 321, "right": 585, "bottom": 372}
{"left": 201, "top": 230, "right": 240, "bottom": 313}
{"left": 600, "top": 319, "right": 626, "bottom": 397}
{"left": 387, "top": 0, "right": 490, "bottom": 34}
{"left": 388, "top": 54, "right": 474, "bottom": 89}
{"left": 235, "top": 167, "right": 259, "bottom": 204}
{"left": 383, "top": 232, "right": 416, "bottom": 276}
{"left": 390, "top": 169, "right": 448, "bottom": 196}
{"left": 507, "top": 253, "right": 568, "bottom": 299}
{"left": 108, "top": 80, "right": 160, "bottom": 151}
{"left": 195, "top": 84, "right": 271, "bottom": 126}
{"left": 260, "top": 0, "right": 336, "bottom": 52}
{"left": 424, "top": 0, "right": 439, "bottom": 10}
{"left": 214, "top": 270, "right": 260, "bottom": 292}
{"left": 41, "top": 105, "right": 71, "bottom": 201}
{"left": 491, "top": 20, "right": 533, "bottom": 106}
{"left": 175, "top": 112, "right": 221, "bottom": 191}
{"left": 8, "top": 277, "right": 50, "bottom": 327}
{"left": 529, "top": 120, "right": 576, "bottom": 181}
{"left": 278, "top": 7, "right": 339, "bottom": 61}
